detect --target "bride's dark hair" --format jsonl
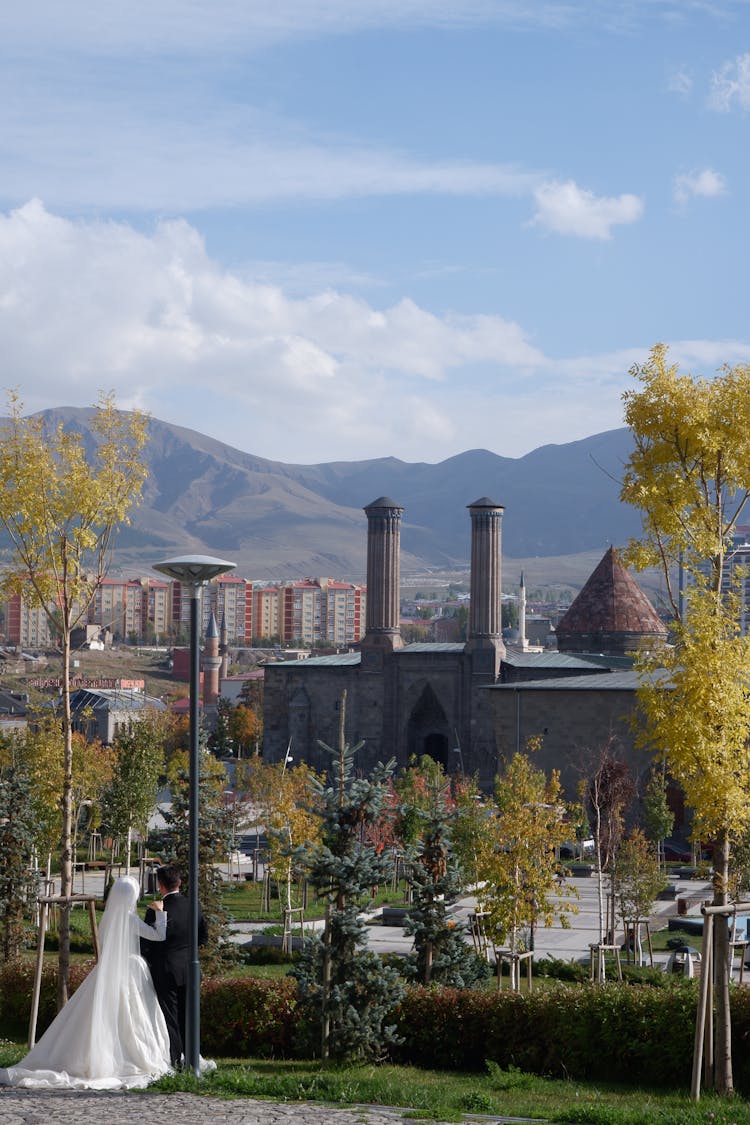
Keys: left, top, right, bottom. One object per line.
{"left": 157, "top": 864, "right": 181, "bottom": 892}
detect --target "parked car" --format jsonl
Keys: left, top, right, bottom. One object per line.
{"left": 662, "top": 842, "right": 692, "bottom": 863}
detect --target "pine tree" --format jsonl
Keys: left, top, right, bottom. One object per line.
{"left": 402, "top": 775, "right": 489, "bottom": 987}
{"left": 0, "top": 765, "right": 39, "bottom": 961}
{"left": 292, "top": 699, "right": 404, "bottom": 1062}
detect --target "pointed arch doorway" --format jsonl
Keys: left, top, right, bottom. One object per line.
{"left": 407, "top": 684, "right": 451, "bottom": 768}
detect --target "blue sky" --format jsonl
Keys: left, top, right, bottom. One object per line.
{"left": 1, "top": 0, "right": 749, "bottom": 464}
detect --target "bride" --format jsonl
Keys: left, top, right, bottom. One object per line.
{"left": 0, "top": 875, "right": 171, "bottom": 1090}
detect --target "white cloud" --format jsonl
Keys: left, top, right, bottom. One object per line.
{"left": 709, "top": 52, "right": 750, "bottom": 111}
{"left": 530, "top": 180, "right": 644, "bottom": 240}
{"left": 0, "top": 76, "right": 540, "bottom": 211}
{"left": 3, "top": 202, "right": 746, "bottom": 464}
{"left": 0, "top": 2, "right": 618, "bottom": 55}
{"left": 0, "top": 2, "right": 743, "bottom": 54}
{"left": 673, "top": 167, "right": 728, "bottom": 204}
{"left": 667, "top": 66, "right": 693, "bottom": 97}
{"left": 0, "top": 201, "right": 547, "bottom": 460}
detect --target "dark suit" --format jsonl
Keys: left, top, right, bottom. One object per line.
{"left": 142, "top": 891, "right": 208, "bottom": 1066}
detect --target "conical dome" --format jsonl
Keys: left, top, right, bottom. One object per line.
{"left": 556, "top": 547, "right": 667, "bottom": 656}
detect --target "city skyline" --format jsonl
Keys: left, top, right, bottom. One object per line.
{"left": 1, "top": 2, "right": 749, "bottom": 464}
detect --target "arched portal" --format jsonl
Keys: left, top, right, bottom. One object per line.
{"left": 407, "top": 685, "right": 451, "bottom": 769}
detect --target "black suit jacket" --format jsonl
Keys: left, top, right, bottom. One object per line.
{"left": 142, "top": 892, "right": 208, "bottom": 984}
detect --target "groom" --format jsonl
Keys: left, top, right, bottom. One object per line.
{"left": 141, "top": 864, "right": 208, "bottom": 1068}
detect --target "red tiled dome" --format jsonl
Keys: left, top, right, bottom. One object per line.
{"left": 556, "top": 547, "right": 667, "bottom": 655}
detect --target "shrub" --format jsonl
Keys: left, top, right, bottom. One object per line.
{"left": 534, "top": 955, "right": 588, "bottom": 983}
{"left": 392, "top": 982, "right": 701, "bottom": 1088}
{"left": 200, "top": 976, "right": 297, "bottom": 1058}
{"left": 238, "top": 945, "right": 299, "bottom": 967}
{"left": 0, "top": 958, "right": 93, "bottom": 1037}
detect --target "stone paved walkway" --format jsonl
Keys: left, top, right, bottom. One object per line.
{"left": 0, "top": 1090, "right": 543, "bottom": 1124}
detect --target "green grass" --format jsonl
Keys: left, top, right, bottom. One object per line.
{"left": 650, "top": 926, "right": 703, "bottom": 952}
{"left": 1, "top": 1038, "right": 746, "bottom": 1125}
{"left": 219, "top": 879, "right": 409, "bottom": 923}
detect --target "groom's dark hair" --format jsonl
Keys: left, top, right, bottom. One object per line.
{"left": 157, "top": 864, "right": 182, "bottom": 893}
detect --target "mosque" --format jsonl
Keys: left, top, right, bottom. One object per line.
{"left": 262, "top": 497, "right": 668, "bottom": 797}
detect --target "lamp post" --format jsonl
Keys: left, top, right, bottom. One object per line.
{"left": 153, "top": 554, "right": 235, "bottom": 1075}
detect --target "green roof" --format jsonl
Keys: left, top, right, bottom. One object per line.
{"left": 273, "top": 652, "right": 361, "bottom": 667}
{"left": 488, "top": 669, "right": 661, "bottom": 691}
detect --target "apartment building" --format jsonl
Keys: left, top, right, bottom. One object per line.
{"left": 91, "top": 578, "right": 145, "bottom": 641}
{"left": 4, "top": 593, "right": 57, "bottom": 648}
{"left": 685, "top": 530, "right": 750, "bottom": 635}
{"left": 252, "top": 585, "right": 280, "bottom": 641}
{"left": 280, "top": 580, "right": 321, "bottom": 646}
{"left": 172, "top": 574, "right": 253, "bottom": 643}
{"left": 319, "top": 578, "right": 366, "bottom": 647}
{"left": 147, "top": 579, "right": 172, "bottom": 643}
{"left": 4, "top": 573, "right": 365, "bottom": 649}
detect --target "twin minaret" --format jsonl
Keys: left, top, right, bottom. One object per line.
{"left": 361, "top": 497, "right": 405, "bottom": 652}
{"left": 360, "top": 495, "right": 505, "bottom": 676}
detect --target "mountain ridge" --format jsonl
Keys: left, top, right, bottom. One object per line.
{"left": 20, "top": 408, "right": 642, "bottom": 589}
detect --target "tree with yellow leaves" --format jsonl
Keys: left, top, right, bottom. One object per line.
{"left": 0, "top": 719, "right": 116, "bottom": 870}
{"left": 475, "top": 747, "right": 574, "bottom": 980}
{"left": 0, "top": 394, "right": 149, "bottom": 1007}
{"left": 228, "top": 702, "right": 263, "bottom": 758}
{"left": 621, "top": 343, "right": 750, "bottom": 1096}
{"left": 236, "top": 756, "right": 322, "bottom": 913}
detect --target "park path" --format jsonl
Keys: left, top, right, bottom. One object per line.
{"left": 0, "top": 1089, "right": 547, "bottom": 1125}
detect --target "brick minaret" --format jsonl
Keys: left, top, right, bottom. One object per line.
{"left": 466, "top": 497, "right": 505, "bottom": 678}
{"left": 360, "top": 496, "right": 404, "bottom": 652}
{"left": 219, "top": 611, "right": 229, "bottom": 681}
{"left": 202, "top": 613, "right": 221, "bottom": 705}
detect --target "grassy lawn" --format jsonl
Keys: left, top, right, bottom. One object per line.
{"left": 0, "top": 1039, "right": 747, "bottom": 1124}
{"left": 220, "top": 879, "right": 409, "bottom": 923}
{"left": 650, "top": 926, "right": 703, "bottom": 953}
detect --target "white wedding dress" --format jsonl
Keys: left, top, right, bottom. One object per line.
{"left": 0, "top": 875, "right": 172, "bottom": 1090}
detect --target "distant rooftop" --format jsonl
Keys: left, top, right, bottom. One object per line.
{"left": 273, "top": 651, "right": 362, "bottom": 668}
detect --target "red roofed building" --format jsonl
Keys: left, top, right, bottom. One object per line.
{"left": 555, "top": 546, "right": 668, "bottom": 656}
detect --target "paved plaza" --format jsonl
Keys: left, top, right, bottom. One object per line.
{"left": 0, "top": 1089, "right": 544, "bottom": 1125}
{"left": 59, "top": 861, "right": 715, "bottom": 969}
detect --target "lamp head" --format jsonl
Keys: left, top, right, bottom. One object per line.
{"left": 153, "top": 554, "right": 236, "bottom": 586}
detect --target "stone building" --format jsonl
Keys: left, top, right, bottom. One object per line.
{"left": 487, "top": 546, "right": 668, "bottom": 795}
{"left": 262, "top": 499, "right": 667, "bottom": 798}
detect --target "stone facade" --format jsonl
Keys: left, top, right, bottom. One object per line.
{"left": 262, "top": 512, "right": 665, "bottom": 799}
{"left": 486, "top": 670, "right": 645, "bottom": 798}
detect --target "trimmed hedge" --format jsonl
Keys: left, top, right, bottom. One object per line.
{"left": 0, "top": 961, "right": 298, "bottom": 1060}
{"left": 392, "top": 983, "right": 697, "bottom": 1087}
{"left": 0, "top": 959, "right": 94, "bottom": 1037}
{"left": 201, "top": 977, "right": 297, "bottom": 1057}
{"left": 4, "top": 959, "right": 750, "bottom": 1093}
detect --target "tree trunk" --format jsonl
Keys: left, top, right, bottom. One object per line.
{"left": 57, "top": 626, "right": 73, "bottom": 1010}
{"left": 712, "top": 831, "right": 733, "bottom": 1096}
{"left": 593, "top": 803, "right": 606, "bottom": 981}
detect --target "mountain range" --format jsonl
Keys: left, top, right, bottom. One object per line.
{"left": 24, "top": 409, "right": 646, "bottom": 592}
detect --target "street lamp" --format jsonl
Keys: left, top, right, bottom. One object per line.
{"left": 153, "top": 554, "right": 235, "bottom": 1075}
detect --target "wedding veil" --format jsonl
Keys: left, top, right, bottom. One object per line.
{"left": 0, "top": 873, "right": 171, "bottom": 1088}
